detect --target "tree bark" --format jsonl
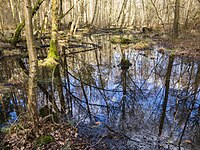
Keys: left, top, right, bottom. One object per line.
{"left": 91, "top": 0, "right": 98, "bottom": 26}
{"left": 172, "top": 0, "right": 180, "bottom": 38}
{"left": 117, "top": 0, "right": 128, "bottom": 27}
{"left": 48, "top": 0, "right": 66, "bottom": 114}
{"left": 24, "top": 0, "right": 39, "bottom": 126}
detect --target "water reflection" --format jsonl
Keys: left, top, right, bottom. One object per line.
{"left": 0, "top": 35, "right": 200, "bottom": 145}
{"left": 63, "top": 35, "right": 200, "bottom": 143}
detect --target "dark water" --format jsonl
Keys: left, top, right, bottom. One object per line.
{"left": 0, "top": 34, "right": 200, "bottom": 144}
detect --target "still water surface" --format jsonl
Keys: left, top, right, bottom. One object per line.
{"left": 0, "top": 34, "right": 200, "bottom": 143}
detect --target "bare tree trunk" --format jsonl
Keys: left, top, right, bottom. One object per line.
{"left": 0, "top": 95, "right": 6, "bottom": 121}
{"left": 58, "top": 0, "right": 63, "bottom": 30}
{"left": 183, "top": 0, "right": 193, "bottom": 31}
{"left": 9, "top": 0, "right": 17, "bottom": 25}
{"left": 54, "top": 65, "right": 66, "bottom": 113}
{"left": 158, "top": 55, "right": 174, "bottom": 136}
{"left": 141, "top": 0, "right": 145, "bottom": 26}
{"left": 121, "top": 53, "right": 127, "bottom": 120}
{"left": 172, "top": 0, "right": 180, "bottom": 38}
{"left": 24, "top": 0, "right": 39, "bottom": 127}
{"left": 63, "top": 54, "right": 72, "bottom": 117}
{"left": 117, "top": 0, "right": 128, "bottom": 27}
{"left": 0, "top": 8, "right": 4, "bottom": 34}
{"left": 91, "top": 0, "right": 98, "bottom": 26}
{"left": 149, "top": 0, "right": 166, "bottom": 32}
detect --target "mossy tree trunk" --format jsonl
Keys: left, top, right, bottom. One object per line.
{"left": 48, "top": 0, "right": 59, "bottom": 59}
{"left": 48, "top": 0, "right": 66, "bottom": 114}
{"left": 24, "top": 0, "right": 39, "bottom": 127}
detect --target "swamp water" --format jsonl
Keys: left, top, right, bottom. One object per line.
{"left": 0, "top": 34, "right": 200, "bottom": 149}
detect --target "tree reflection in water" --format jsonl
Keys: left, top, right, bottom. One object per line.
{"left": 0, "top": 35, "right": 200, "bottom": 147}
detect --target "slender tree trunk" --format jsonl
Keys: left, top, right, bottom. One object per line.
{"left": 9, "top": 0, "right": 17, "bottom": 25}
{"left": 149, "top": 0, "right": 166, "bottom": 32}
{"left": 58, "top": 0, "right": 63, "bottom": 30}
{"left": 64, "top": 54, "right": 72, "bottom": 117}
{"left": 24, "top": 0, "right": 39, "bottom": 127}
{"left": 122, "top": 69, "right": 127, "bottom": 120}
{"left": 172, "top": 0, "right": 180, "bottom": 38}
{"left": 108, "top": 0, "right": 113, "bottom": 27}
{"left": 0, "top": 94, "right": 6, "bottom": 122}
{"left": 121, "top": 53, "right": 127, "bottom": 120}
{"left": 91, "top": 0, "right": 98, "bottom": 26}
{"left": 183, "top": 0, "right": 193, "bottom": 31}
{"left": 158, "top": 55, "right": 174, "bottom": 136}
{"left": 117, "top": 0, "right": 128, "bottom": 27}
{"left": 0, "top": 9, "right": 4, "bottom": 34}
{"left": 54, "top": 65, "right": 66, "bottom": 113}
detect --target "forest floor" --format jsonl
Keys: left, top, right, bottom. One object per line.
{"left": 1, "top": 116, "right": 195, "bottom": 150}
{"left": 157, "top": 32, "right": 200, "bottom": 60}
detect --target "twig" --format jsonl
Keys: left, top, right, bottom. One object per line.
{"left": 59, "top": 0, "right": 81, "bottom": 21}
{"left": 84, "top": 134, "right": 106, "bottom": 150}
{"left": 102, "top": 123, "right": 139, "bottom": 143}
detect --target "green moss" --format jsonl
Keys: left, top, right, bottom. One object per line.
{"left": 170, "top": 51, "right": 176, "bottom": 57}
{"left": 48, "top": 40, "right": 59, "bottom": 59}
{"left": 38, "top": 57, "right": 59, "bottom": 68}
{"left": 12, "top": 21, "right": 25, "bottom": 46}
{"left": 121, "top": 38, "right": 132, "bottom": 44}
{"left": 0, "top": 126, "right": 10, "bottom": 134}
{"left": 111, "top": 36, "right": 132, "bottom": 44}
{"left": 110, "top": 36, "right": 121, "bottom": 43}
{"left": 35, "top": 135, "right": 54, "bottom": 147}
